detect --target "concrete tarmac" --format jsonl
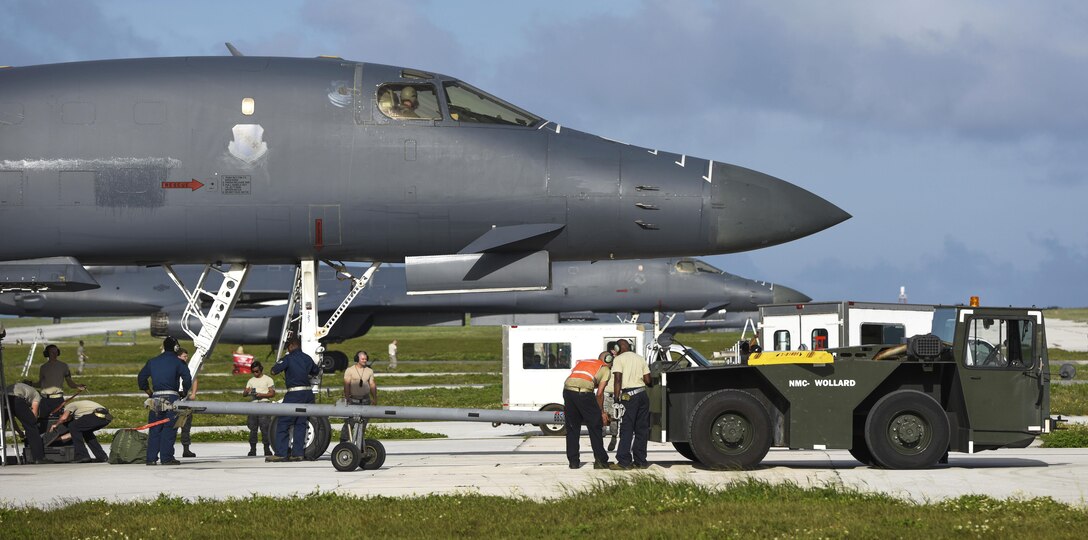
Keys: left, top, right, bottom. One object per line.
{"left": 2, "top": 422, "right": 1087, "bottom": 509}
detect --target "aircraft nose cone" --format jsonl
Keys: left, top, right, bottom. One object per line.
{"left": 708, "top": 164, "right": 850, "bottom": 253}
{"left": 772, "top": 284, "right": 812, "bottom": 304}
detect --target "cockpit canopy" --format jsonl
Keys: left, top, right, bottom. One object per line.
{"left": 674, "top": 259, "right": 723, "bottom": 274}
{"left": 374, "top": 74, "right": 541, "bottom": 127}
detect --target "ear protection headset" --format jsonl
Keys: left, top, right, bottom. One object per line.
{"left": 43, "top": 344, "right": 60, "bottom": 359}
{"left": 355, "top": 350, "right": 370, "bottom": 366}
{"left": 163, "top": 336, "right": 180, "bottom": 354}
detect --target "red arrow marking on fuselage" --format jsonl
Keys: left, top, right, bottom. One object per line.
{"left": 161, "top": 179, "right": 205, "bottom": 191}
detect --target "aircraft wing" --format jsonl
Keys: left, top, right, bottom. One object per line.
{"left": 0, "top": 257, "right": 100, "bottom": 293}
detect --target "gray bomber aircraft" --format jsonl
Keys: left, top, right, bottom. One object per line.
{"left": 0, "top": 51, "right": 847, "bottom": 375}
{"left": 0, "top": 258, "right": 807, "bottom": 363}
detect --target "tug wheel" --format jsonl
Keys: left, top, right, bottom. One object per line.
{"left": 688, "top": 390, "right": 771, "bottom": 469}
{"left": 864, "top": 390, "right": 949, "bottom": 469}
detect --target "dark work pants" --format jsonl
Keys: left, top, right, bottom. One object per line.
{"left": 69, "top": 414, "right": 110, "bottom": 461}
{"left": 38, "top": 395, "right": 62, "bottom": 431}
{"left": 340, "top": 397, "right": 370, "bottom": 443}
{"left": 147, "top": 394, "right": 179, "bottom": 463}
{"left": 616, "top": 391, "right": 650, "bottom": 467}
{"left": 179, "top": 415, "right": 192, "bottom": 446}
{"left": 563, "top": 389, "right": 609, "bottom": 466}
{"left": 276, "top": 390, "right": 314, "bottom": 457}
{"left": 8, "top": 397, "right": 45, "bottom": 462}
{"left": 248, "top": 414, "right": 272, "bottom": 446}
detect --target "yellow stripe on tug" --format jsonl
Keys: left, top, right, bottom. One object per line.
{"left": 748, "top": 350, "right": 835, "bottom": 365}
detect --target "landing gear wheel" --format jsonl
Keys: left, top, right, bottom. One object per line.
{"left": 270, "top": 416, "right": 332, "bottom": 460}
{"left": 688, "top": 390, "right": 771, "bottom": 469}
{"left": 319, "top": 354, "right": 337, "bottom": 373}
{"left": 331, "top": 442, "right": 361, "bottom": 472}
{"left": 360, "top": 438, "right": 386, "bottom": 470}
{"left": 538, "top": 403, "right": 566, "bottom": 436}
{"left": 323, "top": 350, "right": 349, "bottom": 372}
{"left": 864, "top": 390, "right": 950, "bottom": 469}
{"left": 672, "top": 441, "right": 699, "bottom": 463}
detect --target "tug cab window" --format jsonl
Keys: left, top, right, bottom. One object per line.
{"left": 860, "top": 323, "right": 906, "bottom": 345}
{"left": 443, "top": 81, "right": 541, "bottom": 127}
{"left": 965, "top": 317, "right": 1035, "bottom": 369}
{"left": 773, "top": 330, "right": 791, "bottom": 351}
{"left": 811, "top": 329, "right": 829, "bottom": 350}
{"left": 522, "top": 342, "right": 571, "bottom": 370}
{"left": 377, "top": 84, "right": 442, "bottom": 120}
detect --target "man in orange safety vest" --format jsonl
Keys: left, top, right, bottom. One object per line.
{"left": 562, "top": 350, "right": 619, "bottom": 470}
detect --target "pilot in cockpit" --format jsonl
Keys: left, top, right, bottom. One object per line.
{"left": 395, "top": 86, "right": 420, "bottom": 118}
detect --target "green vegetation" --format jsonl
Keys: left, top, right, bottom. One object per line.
{"left": 1040, "top": 423, "right": 1088, "bottom": 448}
{"left": 1046, "top": 309, "right": 1088, "bottom": 323}
{"left": 1049, "top": 384, "right": 1088, "bottom": 416}
{"left": 1049, "top": 349, "right": 1087, "bottom": 362}
{"left": 1, "top": 478, "right": 1086, "bottom": 538}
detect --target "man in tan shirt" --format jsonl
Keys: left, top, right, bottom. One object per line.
{"left": 5, "top": 382, "right": 45, "bottom": 463}
{"left": 243, "top": 361, "right": 277, "bottom": 456}
{"left": 341, "top": 351, "right": 378, "bottom": 443}
{"left": 563, "top": 350, "right": 617, "bottom": 469}
{"left": 37, "top": 344, "right": 85, "bottom": 430}
{"left": 49, "top": 399, "right": 112, "bottom": 463}
{"left": 611, "top": 339, "right": 652, "bottom": 469}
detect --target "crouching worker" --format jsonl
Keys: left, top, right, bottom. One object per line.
{"left": 243, "top": 361, "right": 276, "bottom": 456}
{"left": 49, "top": 399, "right": 112, "bottom": 463}
{"left": 5, "top": 382, "right": 46, "bottom": 464}
{"left": 562, "top": 351, "right": 617, "bottom": 470}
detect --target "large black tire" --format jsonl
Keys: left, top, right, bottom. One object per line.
{"left": 864, "top": 390, "right": 950, "bottom": 469}
{"left": 688, "top": 389, "right": 771, "bottom": 469}
{"left": 360, "top": 438, "right": 386, "bottom": 470}
{"left": 325, "top": 350, "right": 350, "bottom": 372}
{"left": 538, "top": 403, "right": 566, "bottom": 436}
{"left": 319, "top": 354, "right": 337, "bottom": 374}
{"left": 331, "top": 442, "right": 361, "bottom": 472}
{"left": 672, "top": 441, "right": 699, "bottom": 463}
{"left": 270, "top": 416, "right": 332, "bottom": 460}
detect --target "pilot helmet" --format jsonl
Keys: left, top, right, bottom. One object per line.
{"left": 400, "top": 86, "right": 418, "bottom": 106}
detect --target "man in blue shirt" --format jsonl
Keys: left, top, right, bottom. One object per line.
{"left": 268, "top": 337, "right": 321, "bottom": 462}
{"left": 137, "top": 337, "right": 192, "bottom": 465}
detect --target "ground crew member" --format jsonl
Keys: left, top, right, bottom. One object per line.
{"left": 268, "top": 337, "right": 321, "bottom": 462}
{"left": 562, "top": 350, "right": 616, "bottom": 469}
{"left": 49, "top": 399, "right": 112, "bottom": 463}
{"left": 137, "top": 337, "right": 192, "bottom": 466}
{"left": 388, "top": 339, "right": 398, "bottom": 370}
{"left": 77, "top": 339, "right": 88, "bottom": 375}
{"left": 243, "top": 361, "right": 276, "bottom": 456}
{"left": 341, "top": 351, "right": 378, "bottom": 443}
{"left": 37, "top": 344, "right": 86, "bottom": 430}
{"left": 5, "top": 382, "right": 45, "bottom": 464}
{"left": 612, "top": 339, "right": 652, "bottom": 469}
{"left": 176, "top": 348, "right": 198, "bottom": 458}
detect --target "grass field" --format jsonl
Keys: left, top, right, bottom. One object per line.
{"left": 1047, "top": 309, "right": 1088, "bottom": 323}
{"left": 1, "top": 478, "right": 1086, "bottom": 538}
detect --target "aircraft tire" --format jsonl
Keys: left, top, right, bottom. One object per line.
{"left": 671, "top": 441, "right": 699, "bottom": 463}
{"left": 360, "top": 438, "right": 386, "bottom": 470}
{"left": 270, "top": 416, "right": 332, "bottom": 460}
{"left": 538, "top": 403, "right": 566, "bottom": 436}
{"left": 331, "top": 442, "right": 361, "bottom": 472}
{"left": 688, "top": 389, "right": 771, "bottom": 470}
{"left": 864, "top": 390, "right": 949, "bottom": 469}
{"left": 319, "top": 355, "right": 337, "bottom": 374}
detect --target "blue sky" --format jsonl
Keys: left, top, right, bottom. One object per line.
{"left": 3, "top": 0, "right": 1086, "bottom": 307}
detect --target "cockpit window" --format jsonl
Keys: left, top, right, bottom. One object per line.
{"left": 377, "top": 84, "right": 442, "bottom": 121}
{"left": 443, "top": 81, "right": 540, "bottom": 127}
{"left": 675, "top": 259, "right": 722, "bottom": 274}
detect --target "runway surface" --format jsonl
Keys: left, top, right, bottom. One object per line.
{"left": 2, "top": 422, "right": 1087, "bottom": 509}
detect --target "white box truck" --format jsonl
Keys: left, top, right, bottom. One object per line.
{"left": 758, "top": 301, "right": 937, "bottom": 352}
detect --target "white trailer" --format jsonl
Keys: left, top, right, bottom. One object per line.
{"left": 501, "top": 322, "right": 711, "bottom": 435}
{"left": 758, "top": 301, "right": 937, "bottom": 352}
{"left": 502, "top": 323, "right": 651, "bottom": 432}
